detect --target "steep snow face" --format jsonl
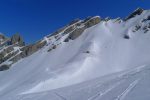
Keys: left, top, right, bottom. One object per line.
{"left": 0, "top": 9, "right": 150, "bottom": 99}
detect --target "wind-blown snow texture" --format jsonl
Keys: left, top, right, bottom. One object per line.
{"left": 0, "top": 9, "right": 150, "bottom": 100}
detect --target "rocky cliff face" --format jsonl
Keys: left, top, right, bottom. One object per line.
{"left": 64, "top": 16, "right": 101, "bottom": 42}
{"left": 124, "top": 8, "right": 144, "bottom": 21}
{"left": 0, "top": 16, "right": 101, "bottom": 71}
{"left": 11, "top": 33, "right": 25, "bottom": 46}
{"left": 0, "top": 33, "right": 25, "bottom": 71}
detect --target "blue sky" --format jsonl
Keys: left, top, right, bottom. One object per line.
{"left": 0, "top": 0, "right": 149, "bottom": 43}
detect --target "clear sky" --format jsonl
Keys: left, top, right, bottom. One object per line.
{"left": 0, "top": 0, "right": 149, "bottom": 43}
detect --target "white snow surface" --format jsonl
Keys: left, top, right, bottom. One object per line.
{"left": 0, "top": 10, "right": 150, "bottom": 100}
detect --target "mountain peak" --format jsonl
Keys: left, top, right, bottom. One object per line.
{"left": 124, "top": 7, "right": 144, "bottom": 21}
{"left": 11, "top": 33, "right": 25, "bottom": 46}
{"left": 135, "top": 7, "right": 144, "bottom": 11}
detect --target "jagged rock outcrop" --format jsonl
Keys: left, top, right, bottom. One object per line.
{"left": 50, "top": 16, "right": 101, "bottom": 42}
{"left": 49, "top": 19, "right": 82, "bottom": 38}
{"left": 21, "top": 40, "right": 46, "bottom": 56}
{"left": 0, "top": 39, "right": 47, "bottom": 71}
{"left": 65, "top": 27, "right": 85, "bottom": 41}
{"left": 49, "top": 26, "right": 67, "bottom": 37}
{"left": 125, "top": 8, "right": 144, "bottom": 21}
{"left": 84, "top": 16, "right": 101, "bottom": 28}
{"left": 11, "top": 33, "right": 25, "bottom": 46}
{"left": 0, "top": 46, "right": 15, "bottom": 63}
{"left": 0, "top": 33, "right": 25, "bottom": 71}
{"left": 64, "top": 16, "right": 101, "bottom": 42}
{"left": 9, "top": 40, "right": 47, "bottom": 64}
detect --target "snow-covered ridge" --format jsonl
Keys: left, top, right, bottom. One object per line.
{"left": 0, "top": 8, "right": 150, "bottom": 100}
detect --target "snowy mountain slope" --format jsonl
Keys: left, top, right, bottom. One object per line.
{"left": 0, "top": 8, "right": 150, "bottom": 100}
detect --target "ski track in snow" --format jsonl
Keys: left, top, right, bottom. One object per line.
{"left": 114, "top": 79, "right": 140, "bottom": 100}
{"left": 87, "top": 80, "right": 124, "bottom": 100}
{"left": 54, "top": 92, "right": 67, "bottom": 100}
